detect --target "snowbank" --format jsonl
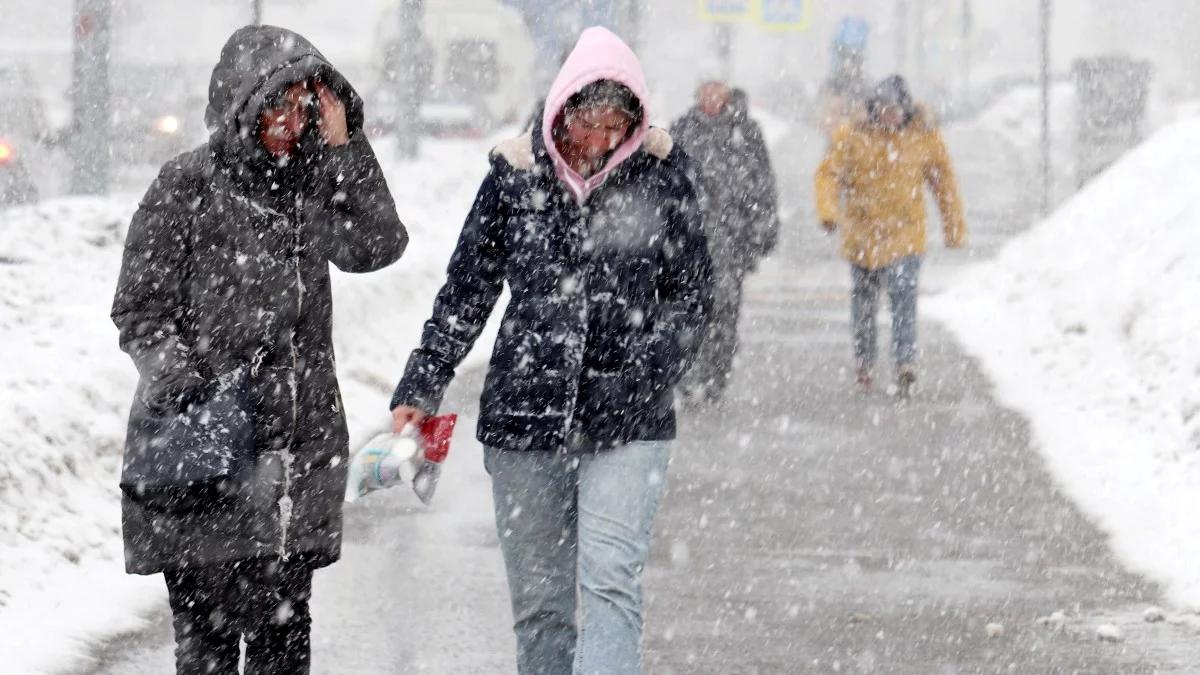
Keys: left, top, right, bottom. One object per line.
{"left": 0, "top": 134, "right": 498, "bottom": 672}
{"left": 928, "top": 116, "right": 1200, "bottom": 607}
{"left": 973, "top": 82, "right": 1077, "bottom": 158}
{"left": 972, "top": 82, "right": 1078, "bottom": 205}
{"left": 0, "top": 198, "right": 165, "bottom": 672}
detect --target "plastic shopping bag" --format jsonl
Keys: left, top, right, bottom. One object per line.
{"left": 344, "top": 414, "right": 457, "bottom": 504}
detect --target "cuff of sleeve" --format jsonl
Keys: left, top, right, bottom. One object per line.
{"left": 130, "top": 334, "right": 194, "bottom": 383}
{"left": 310, "top": 136, "right": 368, "bottom": 192}
{"left": 389, "top": 355, "right": 454, "bottom": 414}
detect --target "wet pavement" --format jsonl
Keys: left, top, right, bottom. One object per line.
{"left": 642, "top": 249, "right": 1200, "bottom": 673}
{"left": 81, "top": 123, "right": 1200, "bottom": 673}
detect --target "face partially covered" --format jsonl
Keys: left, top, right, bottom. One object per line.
{"left": 259, "top": 81, "right": 314, "bottom": 158}
{"left": 877, "top": 103, "right": 907, "bottom": 131}
{"left": 559, "top": 105, "right": 635, "bottom": 175}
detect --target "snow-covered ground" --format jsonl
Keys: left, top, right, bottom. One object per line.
{"left": 969, "top": 82, "right": 1079, "bottom": 208}
{"left": 968, "top": 81, "right": 1197, "bottom": 212}
{"left": 0, "top": 133, "right": 501, "bottom": 673}
{"left": 0, "top": 197, "right": 161, "bottom": 674}
{"left": 928, "top": 115, "right": 1200, "bottom": 608}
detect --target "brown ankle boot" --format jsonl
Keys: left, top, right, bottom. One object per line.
{"left": 855, "top": 365, "right": 873, "bottom": 393}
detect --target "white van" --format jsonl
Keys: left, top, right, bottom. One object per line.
{"left": 374, "top": 0, "right": 536, "bottom": 136}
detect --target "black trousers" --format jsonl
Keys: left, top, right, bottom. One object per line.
{"left": 163, "top": 558, "right": 314, "bottom": 675}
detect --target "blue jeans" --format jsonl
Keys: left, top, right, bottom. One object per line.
{"left": 484, "top": 441, "right": 671, "bottom": 675}
{"left": 851, "top": 256, "right": 921, "bottom": 369}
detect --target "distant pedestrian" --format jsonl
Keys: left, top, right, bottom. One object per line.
{"left": 389, "top": 27, "right": 711, "bottom": 675}
{"left": 111, "top": 25, "right": 407, "bottom": 674}
{"left": 815, "top": 75, "right": 966, "bottom": 397}
{"left": 816, "top": 16, "right": 871, "bottom": 139}
{"left": 672, "top": 80, "right": 779, "bottom": 403}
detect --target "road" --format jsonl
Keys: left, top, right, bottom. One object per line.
{"left": 81, "top": 120, "right": 1200, "bottom": 673}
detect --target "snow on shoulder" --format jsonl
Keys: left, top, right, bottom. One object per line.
{"left": 927, "top": 115, "right": 1200, "bottom": 608}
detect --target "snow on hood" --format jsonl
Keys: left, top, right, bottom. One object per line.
{"left": 205, "top": 25, "right": 364, "bottom": 167}
{"left": 540, "top": 26, "right": 651, "bottom": 204}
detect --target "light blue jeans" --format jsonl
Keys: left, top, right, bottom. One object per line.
{"left": 484, "top": 441, "right": 671, "bottom": 675}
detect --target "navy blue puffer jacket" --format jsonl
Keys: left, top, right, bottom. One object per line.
{"left": 391, "top": 120, "right": 712, "bottom": 452}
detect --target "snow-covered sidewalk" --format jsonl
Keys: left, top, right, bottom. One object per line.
{"left": 928, "top": 116, "right": 1200, "bottom": 609}
{"left": 0, "top": 134, "right": 497, "bottom": 673}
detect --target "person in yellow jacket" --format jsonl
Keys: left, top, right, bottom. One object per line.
{"left": 815, "top": 75, "right": 966, "bottom": 396}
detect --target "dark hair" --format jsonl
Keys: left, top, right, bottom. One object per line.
{"left": 867, "top": 74, "right": 915, "bottom": 126}
{"left": 563, "top": 79, "right": 643, "bottom": 128}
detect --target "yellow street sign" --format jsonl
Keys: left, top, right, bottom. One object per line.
{"left": 698, "top": 0, "right": 754, "bottom": 23}
{"left": 757, "top": 0, "right": 812, "bottom": 31}
{"left": 698, "top": 0, "right": 812, "bottom": 31}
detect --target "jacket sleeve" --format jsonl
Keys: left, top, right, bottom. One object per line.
{"left": 924, "top": 129, "right": 967, "bottom": 248}
{"left": 390, "top": 163, "right": 508, "bottom": 413}
{"left": 744, "top": 119, "right": 780, "bottom": 257}
{"left": 306, "top": 134, "right": 409, "bottom": 273}
{"left": 814, "top": 126, "right": 850, "bottom": 225}
{"left": 668, "top": 118, "right": 710, "bottom": 210}
{"left": 642, "top": 150, "right": 713, "bottom": 392}
{"left": 111, "top": 163, "right": 203, "bottom": 392}
{"left": 669, "top": 131, "right": 717, "bottom": 232}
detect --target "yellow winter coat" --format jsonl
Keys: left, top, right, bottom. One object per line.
{"left": 815, "top": 110, "right": 966, "bottom": 270}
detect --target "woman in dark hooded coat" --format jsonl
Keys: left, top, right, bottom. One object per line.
{"left": 111, "top": 25, "right": 406, "bottom": 674}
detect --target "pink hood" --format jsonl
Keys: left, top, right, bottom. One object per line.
{"left": 541, "top": 27, "right": 651, "bottom": 204}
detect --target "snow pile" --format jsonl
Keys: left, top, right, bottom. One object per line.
{"left": 928, "top": 116, "right": 1200, "bottom": 607}
{"left": 973, "top": 82, "right": 1077, "bottom": 158}
{"left": 0, "top": 198, "right": 165, "bottom": 672}
{"left": 0, "top": 199, "right": 133, "bottom": 576}
{"left": 971, "top": 82, "right": 1078, "bottom": 204}
{"left": 0, "top": 134, "right": 498, "bottom": 672}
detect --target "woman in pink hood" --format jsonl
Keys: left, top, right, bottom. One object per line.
{"left": 391, "top": 27, "right": 713, "bottom": 674}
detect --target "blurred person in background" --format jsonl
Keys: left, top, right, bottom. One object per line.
{"left": 111, "top": 25, "right": 406, "bottom": 674}
{"left": 816, "top": 16, "right": 871, "bottom": 139}
{"left": 815, "top": 75, "right": 966, "bottom": 398}
{"left": 389, "top": 26, "right": 711, "bottom": 675}
{"left": 671, "top": 80, "right": 779, "bottom": 404}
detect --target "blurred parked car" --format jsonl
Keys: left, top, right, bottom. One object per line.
{"left": 109, "top": 63, "right": 206, "bottom": 165}
{"left": 0, "top": 64, "right": 48, "bottom": 204}
{"left": 373, "top": 0, "right": 534, "bottom": 137}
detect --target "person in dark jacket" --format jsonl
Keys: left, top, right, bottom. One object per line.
{"left": 111, "top": 25, "right": 407, "bottom": 674}
{"left": 390, "top": 27, "right": 711, "bottom": 675}
{"left": 671, "top": 80, "right": 779, "bottom": 403}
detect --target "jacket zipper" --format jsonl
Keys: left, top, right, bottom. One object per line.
{"left": 277, "top": 194, "right": 305, "bottom": 558}
{"left": 561, "top": 200, "right": 592, "bottom": 442}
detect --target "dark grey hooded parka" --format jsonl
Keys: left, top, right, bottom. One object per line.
{"left": 111, "top": 26, "right": 407, "bottom": 574}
